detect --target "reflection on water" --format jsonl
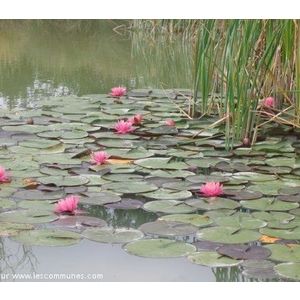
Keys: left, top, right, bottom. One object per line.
{"left": 86, "top": 205, "right": 158, "bottom": 228}
{"left": 0, "top": 237, "right": 37, "bottom": 281}
{"left": 0, "top": 20, "right": 133, "bottom": 109}
{"left": 0, "top": 20, "right": 194, "bottom": 110}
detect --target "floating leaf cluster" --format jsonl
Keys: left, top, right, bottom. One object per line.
{"left": 1, "top": 90, "right": 300, "bottom": 281}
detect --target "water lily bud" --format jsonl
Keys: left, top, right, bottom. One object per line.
{"left": 188, "top": 165, "right": 198, "bottom": 172}
{"left": 27, "top": 117, "right": 34, "bottom": 125}
{"left": 243, "top": 137, "right": 251, "bottom": 147}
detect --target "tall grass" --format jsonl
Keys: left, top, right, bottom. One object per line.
{"left": 133, "top": 19, "right": 300, "bottom": 147}
{"left": 192, "top": 20, "right": 299, "bottom": 147}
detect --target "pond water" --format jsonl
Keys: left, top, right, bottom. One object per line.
{"left": 0, "top": 21, "right": 297, "bottom": 282}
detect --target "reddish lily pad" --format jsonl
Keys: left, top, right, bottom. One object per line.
{"left": 217, "top": 245, "right": 271, "bottom": 260}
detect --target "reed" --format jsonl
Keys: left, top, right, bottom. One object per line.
{"left": 132, "top": 19, "right": 300, "bottom": 147}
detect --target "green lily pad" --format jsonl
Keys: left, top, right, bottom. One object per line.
{"left": 186, "top": 158, "right": 226, "bottom": 168}
{"left": 187, "top": 251, "right": 242, "bottom": 267}
{"left": 143, "top": 200, "right": 197, "bottom": 214}
{"left": 0, "top": 199, "right": 16, "bottom": 210}
{"left": 37, "top": 176, "right": 90, "bottom": 187}
{"left": 11, "top": 189, "right": 65, "bottom": 200}
{"left": 10, "top": 229, "right": 82, "bottom": 246}
{"left": 19, "top": 139, "right": 62, "bottom": 149}
{"left": 0, "top": 222, "right": 34, "bottom": 236}
{"left": 214, "top": 213, "right": 267, "bottom": 230}
{"left": 186, "top": 197, "right": 240, "bottom": 210}
{"left": 101, "top": 173, "right": 144, "bottom": 182}
{"left": 141, "top": 188, "right": 192, "bottom": 200}
{"left": 159, "top": 214, "right": 213, "bottom": 227}
{"left": 264, "top": 244, "right": 300, "bottom": 262}
{"left": 79, "top": 192, "right": 121, "bottom": 205}
{"left": 197, "top": 227, "right": 262, "bottom": 244}
{"left": 124, "top": 238, "right": 196, "bottom": 258}
{"left": 135, "top": 157, "right": 189, "bottom": 170}
{"left": 240, "top": 198, "right": 299, "bottom": 211}
{"left": 232, "top": 172, "right": 277, "bottom": 182}
{"left": 186, "top": 174, "right": 229, "bottom": 183}
{"left": 102, "top": 181, "right": 158, "bottom": 194}
{"left": 60, "top": 130, "right": 88, "bottom": 139}
{"left": 138, "top": 221, "right": 198, "bottom": 237}
{"left": 274, "top": 262, "right": 300, "bottom": 280}
{"left": 0, "top": 210, "right": 58, "bottom": 224}
{"left": 83, "top": 227, "right": 144, "bottom": 244}
{"left": 259, "top": 227, "right": 300, "bottom": 240}
{"left": 52, "top": 216, "right": 107, "bottom": 228}
{"left": 18, "top": 200, "right": 56, "bottom": 210}
{"left": 252, "top": 211, "right": 294, "bottom": 222}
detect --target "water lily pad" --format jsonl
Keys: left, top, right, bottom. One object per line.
{"left": 240, "top": 198, "right": 299, "bottom": 211}
{"left": 241, "top": 259, "right": 275, "bottom": 269}
{"left": 161, "top": 181, "right": 202, "bottom": 191}
{"left": 159, "top": 214, "right": 213, "bottom": 227}
{"left": 138, "top": 221, "right": 198, "bottom": 237}
{"left": 101, "top": 174, "right": 144, "bottom": 182}
{"left": 252, "top": 211, "right": 294, "bottom": 222}
{"left": 143, "top": 200, "right": 197, "bottom": 214}
{"left": 10, "top": 229, "right": 82, "bottom": 246}
{"left": 274, "top": 262, "right": 300, "bottom": 280}
{"left": 0, "top": 222, "right": 34, "bottom": 236}
{"left": 104, "top": 199, "right": 143, "bottom": 210}
{"left": 0, "top": 199, "right": 16, "bottom": 210}
{"left": 214, "top": 214, "right": 267, "bottom": 229}
{"left": 186, "top": 158, "right": 226, "bottom": 168}
{"left": 102, "top": 181, "right": 158, "bottom": 194}
{"left": 60, "top": 130, "right": 88, "bottom": 139}
{"left": 37, "top": 176, "right": 89, "bottom": 187}
{"left": 19, "top": 139, "right": 62, "bottom": 149}
{"left": 186, "top": 198, "right": 240, "bottom": 210}
{"left": 18, "top": 200, "right": 56, "bottom": 210}
{"left": 187, "top": 251, "right": 242, "bottom": 267}
{"left": 79, "top": 192, "right": 121, "bottom": 205}
{"left": 232, "top": 172, "right": 277, "bottom": 182}
{"left": 192, "top": 241, "right": 224, "bottom": 251}
{"left": 260, "top": 227, "right": 300, "bottom": 240}
{"left": 242, "top": 268, "right": 277, "bottom": 279}
{"left": 52, "top": 216, "right": 107, "bottom": 228}
{"left": 214, "top": 161, "right": 251, "bottom": 172}
{"left": 225, "top": 189, "right": 263, "bottom": 201}
{"left": 142, "top": 188, "right": 192, "bottom": 200}
{"left": 124, "top": 238, "right": 196, "bottom": 258}
{"left": 83, "top": 227, "right": 144, "bottom": 244}
{"left": 11, "top": 189, "right": 65, "bottom": 200}
{"left": 186, "top": 174, "right": 229, "bottom": 184}
{"left": 217, "top": 245, "right": 271, "bottom": 260}
{"left": 277, "top": 194, "right": 300, "bottom": 202}
{"left": 145, "top": 125, "right": 178, "bottom": 135}
{"left": 135, "top": 157, "right": 189, "bottom": 170}
{"left": 204, "top": 209, "right": 236, "bottom": 219}
{"left": 197, "top": 227, "right": 262, "bottom": 244}
{"left": 264, "top": 244, "right": 300, "bottom": 262}
{"left": 0, "top": 210, "right": 58, "bottom": 224}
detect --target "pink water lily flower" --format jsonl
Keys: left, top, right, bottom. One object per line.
{"left": 264, "top": 97, "right": 275, "bottom": 107}
{"left": 165, "top": 120, "right": 175, "bottom": 126}
{"left": 90, "top": 151, "right": 110, "bottom": 165}
{"left": 109, "top": 86, "right": 126, "bottom": 97}
{"left": 0, "top": 167, "right": 11, "bottom": 183}
{"left": 55, "top": 195, "right": 86, "bottom": 215}
{"left": 114, "top": 120, "right": 135, "bottom": 134}
{"left": 200, "top": 181, "right": 224, "bottom": 197}
{"left": 128, "top": 114, "right": 142, "bottom": 125}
